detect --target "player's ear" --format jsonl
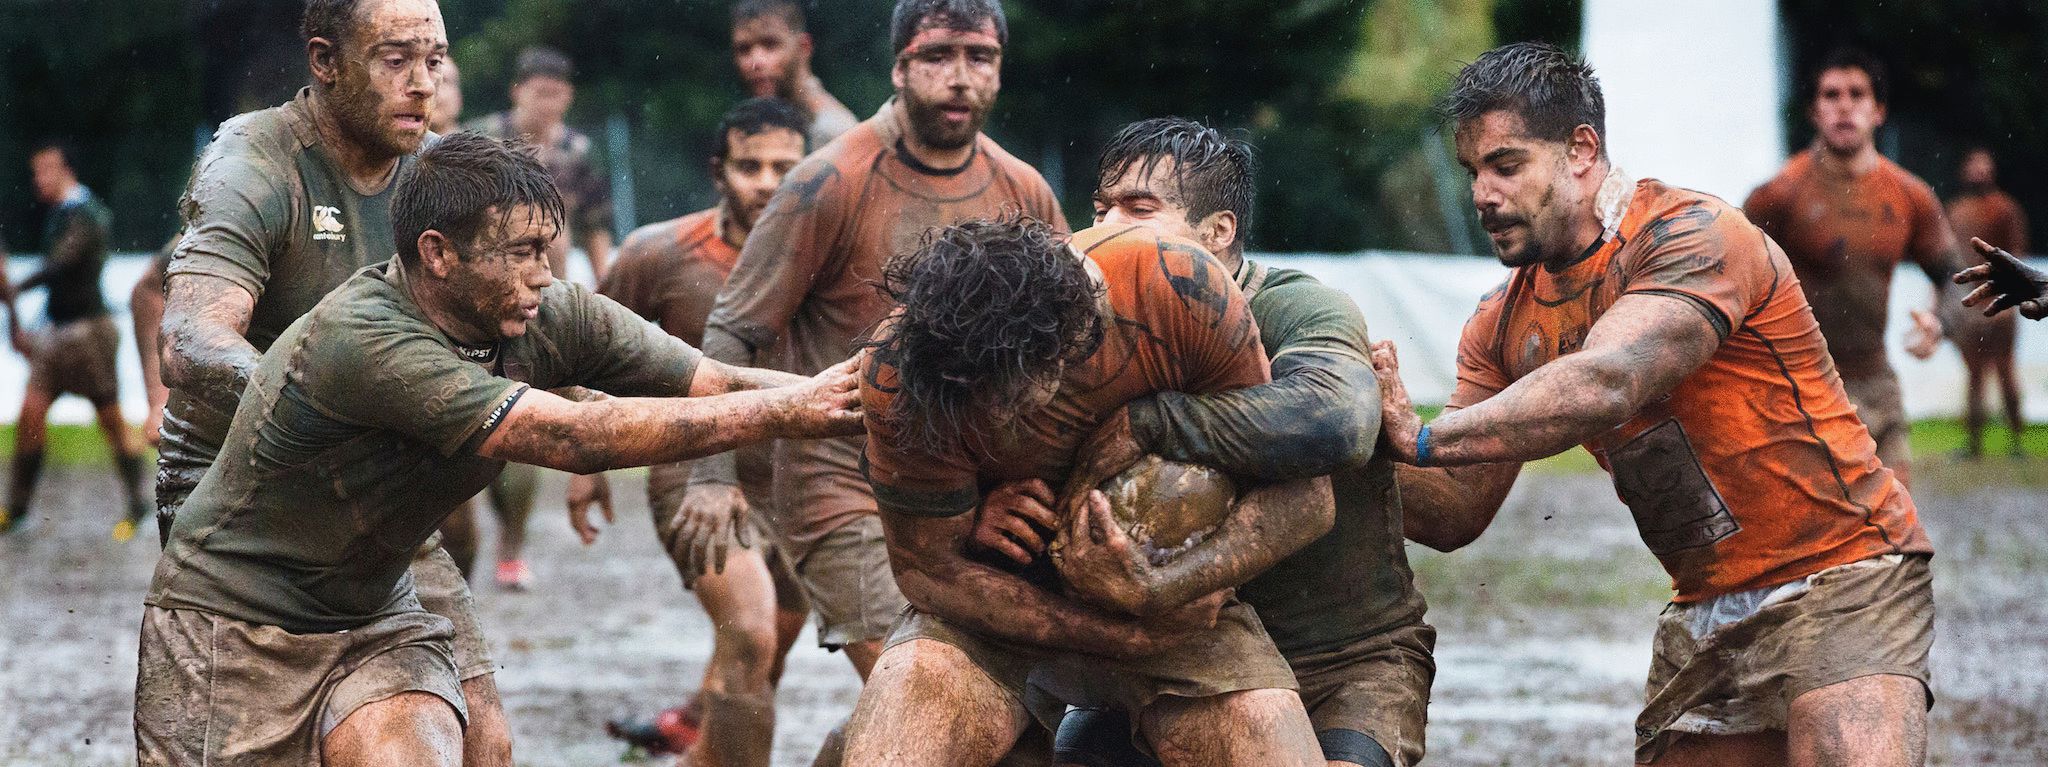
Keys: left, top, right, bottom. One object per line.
{"left": 1570, "top": 124, "right": 1602, "bottom": 175}
{"left": 708, "top": 156, "right": 729, "bottom": 195}
{"left": 1199, "top": 210, "right": 1238, "bottom": 258}
{"left": 798, "top": 32, "right": 815, "bottom": 60}
{"left": 307, "top": 37, "right": 340, "bottom": 88}
{"left": 891, "top": 57, "right": 907, "bottom": 91}
{"left": 417, "top": 230, "right": 457, "bottom": 277}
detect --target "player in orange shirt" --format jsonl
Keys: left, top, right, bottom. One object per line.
{"left": 1377, "top": 43, "right": 1934, "bottom": 766}
{"left": 846, "top": 218, "right": 1328, "bottom": 766}
{"left": 1743, "top": 49, "right": 1966, "bottom": 486}
{"left": 1914, "top": 147, "right": 2029, "bottom": 457}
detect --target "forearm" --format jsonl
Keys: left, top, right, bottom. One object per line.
{"left": 1396, "top": 463, "right": 1519, "bottom": 551}
{"left": 688, "top": 358, "right": 807, "bottom": 397}
{"left": 892, "top": 521, "right": 1149, "bottom": 653}
{"left": 1136, "top": 476, "right": 1333, "bottom": 614}
{"left": 1130, "top": 351, "right": 1377, "bottom": 480}
{"left": 491, "top": 389, "right": 812, "bottom": 474}
{"left": 1427, "top": 350, "right": 1645, "bottom": 465}
{"left": 688, "top": 328, "right": 767, "bottom": 486}
{"left": 160, "top": 311, "right": 258, "bottom": 394}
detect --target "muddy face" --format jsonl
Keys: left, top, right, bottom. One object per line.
{"left": 1810, "top": 67, "right": 1884, "bottom": 158}
{"left": 891, "top": 19, "right": 1001, "bottom": 151}
{"left": 1455, "top": 110, "right": 1585, "bottom": 269}
{"left": 325, "top": 0, "right": 446, "bottom": 158}
{"left": 444, "top": 204, "right": 558, "bottom": 340}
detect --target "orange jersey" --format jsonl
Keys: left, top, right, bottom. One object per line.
{"left": 1744, "top": 150, "right": 1955, "bottom": 379}
{"left": 1947, "top": 189, "right": 2029, "bottom": 257}
{"left": 862, "top": 224, "right": 1268, "bottom": 516}
{"left": 1451, "top": 179, "right": 1932, "bottom": 602}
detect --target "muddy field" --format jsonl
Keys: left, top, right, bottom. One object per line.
{"left": 3, "top": 459, "right": 2045, "bottom": 766}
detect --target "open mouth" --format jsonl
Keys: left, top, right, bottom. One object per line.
{"left": 939, "top": 103, "right": 974, "bottom": 123}
{"left": 395, "top": 113, "right": 426, "bottom": 132}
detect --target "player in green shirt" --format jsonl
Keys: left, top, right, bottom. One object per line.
{"left": 137, "top": 132, "right": 861, "bottom": 766}
{"left": 986, "top": 119, "right": 1433, "bottom": 767}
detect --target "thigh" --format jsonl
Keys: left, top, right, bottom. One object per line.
{"left": 1648, "top": 732, "right": 1785, "bottom": 766}
{"left": 323, "top": 691, "right": 463, "bottom": 767}
{"left": 411, "top": 542, "right": 497, "bottom": 680}
{"left": 845, "top": 638, "right": 1031, "bottom": 767}
{"left": 693, "top": 546, "right": 780, "bottom": 637}
{"left": 1294, "top": 625, "right": 1437, "bottom": 767}
{"left": 1787, "top": 674, "right": 1926, "bottom": 767}
{"left": 793, "top": 515, "right": 908, "bottom": 650}
{"left": 1140, "top": 689, "right": 1321, "bottom": 767}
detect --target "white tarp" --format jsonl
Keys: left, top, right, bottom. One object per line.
{"left": 4, "top": 253, "right": 2044, "bottom": 425}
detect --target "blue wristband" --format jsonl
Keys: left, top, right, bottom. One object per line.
{"left": 1415, "top": 424, "right": 1434, "bottom": 467}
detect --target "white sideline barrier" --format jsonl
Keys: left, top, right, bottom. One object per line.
{"left": 3, "top": 252, "right": 2044, "bottom": 425}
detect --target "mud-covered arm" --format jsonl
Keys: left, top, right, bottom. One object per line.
{"left": 479, "top": 381, "right": 858, "bottom": 475}
{"left": 1059, "top": 475, "right": 1333, "bottom": 616}
{"left": 882, "top": 508, "right": 1184, "bottom": 658}
{"left": 18, "top": 214, "right": 103, "bottom": 293}
{"left": 159, "top": 274, "right": 259, "bottom": 396}
{"left": 1390, "top": 294, "right": 1718, "bottom": 466}
{"left": 1396, "top": 461, "right": 1522, "bottom": 551}
{"left": 1129, "top": 350, "right": 1378, "bottom": 480}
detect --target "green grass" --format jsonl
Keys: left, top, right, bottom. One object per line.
{"left": 0, "top": 425, "right": 153, "bottom": 465}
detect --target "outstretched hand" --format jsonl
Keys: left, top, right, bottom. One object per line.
{"left": 1955, "top": 237, "right": 2048, "bottom": 320}
{"left": 566, "top": 472, "right": 614, "bottom": 545}
{"left": 1368, "top": 340, "right": 1424, "bottom": 464}
{"left": 784, "top": 354, "right": 866, "bottom": 437}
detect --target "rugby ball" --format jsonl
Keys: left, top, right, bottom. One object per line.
{"left": 1097, "top": 456, "right": 1236, "bottom": 564}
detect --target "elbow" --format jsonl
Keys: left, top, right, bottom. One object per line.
{"left": 1410, "top": 524, "right": 1480, "bottom": 553}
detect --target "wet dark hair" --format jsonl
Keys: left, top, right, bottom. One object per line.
{"left": 30, "top": 139, "right": 76, "bottom": 169}
{"left": 1812, "top": 47, "right": 1889, "bottom": 107}
{"left": 889, "top": 0, "right": 1007, "bottom": 55}
{"left": 393, "top": 132, "right": 566, "bottom": 266}
{"left": 1097, "top": 118, "right": 1256, "bottom": 251}
{"left": 513, "top": 46, "right": 574, "bottom": 85}
{"left": 870, "top": 213, "right": 1103, "bottom": 455}
{"left": 733, "top": 0, "right": 805, "bottom": 31}
{"left": 713, "top": 98, "right": 809, "bottom": 164}
{"left": 1440, "top": 42, "right": 1606, "bottom": 152}
{"left": 300, "top": 0, "right": 363, "bottom": 46}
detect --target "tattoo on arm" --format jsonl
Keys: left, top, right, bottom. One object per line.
{"left": 160, "top": 274, "right": 259, "bottom": 395}
{"left": 1427, "top": 293, "right": 1720, "bottom": 465}
{"left": 1138, "top": 476, "right": 1333, "bottom": 613}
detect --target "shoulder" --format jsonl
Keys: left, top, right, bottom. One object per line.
{"left": 1628, "top": 180, "right": 1758, "bottom": 249}
{"left": 295, "top": 269, "right": 434, "bottom": 365}
{"left": 978, "top": 133, "right": 1052, "bottom": 188}
{"left": 1253, "top": 266, "right": 1360, "bottom": 319}
{"left": 195, "top": 103, "right": 305, "bottom": 179}
{"left": 1880, "top": 159, "right": 1943, "bottom": 213}
{"left": 615, "top": 214, "right": 694, "bottom": 266}
{"left": 1747, "top": 153, "right": 1811, "bottom": 207}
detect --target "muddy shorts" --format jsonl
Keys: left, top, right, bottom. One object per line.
{"left": 134, "top": 605, "right": 467, "bottom": 766}
{"left": 648, "top": 462, "right": 809, "bottom": 613}
{"left": 1054, "top": 622, "right": 1436, "bottom": 767}
{"left": 1634, "top": 553, "right": 1933, "bottom": 763}
{"left": 794, "top": 514, "right": 907, "bottom": 648}
{"left": 1841, "top": 372, "right": 1910, "bottom": 470}
{"left": 889, "top": 598, "right": 1299, "bottom": 744}
{"left": 413, "top": 535, "right": 496, "bottom": 680}
{"left": 27, "top": 315, "right": 120, "bottom": 403}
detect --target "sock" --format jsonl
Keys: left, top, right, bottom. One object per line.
{"left": 6, "top": 450, "right": 46, "bottom": 529}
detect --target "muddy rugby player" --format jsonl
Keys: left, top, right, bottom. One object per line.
{"left": 591, "top": 97, "right": 816, "bottom": 767}
{"left": 692, "top": 7, "right": 1064, "bottom": 756}
{"left": 847, "top": 215, "right": 1331, "bottom": 766}
{"left": 3, "top": 143, "right": 152, "bottom": 539}
{"left": 1013, "top": 119, "right": 1433, "bottom": 767}
{"left": 1743, "top": 48, "right": 1968, "bottom": 487}
{"left": 730, "top": 0, "right": 860, "bottom": 148}
{"left": 136, "top": 132, "right": 862, "bottom": 766}
{"left": 1924, "top": 147, "right": 2029, "bottom": 457}
{"left": 1374, "top": 43, "right": 1936, "bottom": 766}
{"left": 151, "top": 0, "right": 527, "bottom": 761}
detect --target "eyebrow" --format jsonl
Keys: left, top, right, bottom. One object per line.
{"left": 1481, "top": 147, "right": 1528, "bottom": 165}
{"left": 373, "top": 38, "right": 448, "bottom": 53}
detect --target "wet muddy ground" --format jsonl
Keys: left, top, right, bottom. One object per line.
{"left": 3, "top": 459, "right": 2043, "bottom": 765}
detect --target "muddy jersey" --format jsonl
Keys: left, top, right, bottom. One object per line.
{"left": 862, "top": 224, "right": 1267, "bottom": 524}
{"left": 1450, "top": 178, "right": 1931, "bottom": 602}
{"left": 599, "top": 207, "right": 772, "bottom": 498}
{"left": 1947, "top": 189, "right": 2028, "bottom": 257}
{"left": 1743, "top": 150, "right": 1955, "bottom": 381}
{"left": 159, "top": 89, "right": 420, "bottom": 504}
{"left": 148, "top": 260, "right": 699, "bottom": 632}
{"left": 1146, "top": 260, "right": 1425, "bottom": 655}
{"left": 703, "top": 101, "right": 1066, "bottom": 558}
{"left": 24, "top": 185, "right": 114, "bottom": 323}
{"left": 466, "top": 112, "right": 613, "bottom": 246}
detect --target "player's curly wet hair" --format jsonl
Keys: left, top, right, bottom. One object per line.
{"left": 393, "top": 132, "right": 566, "bottom": 266}
{"left": 1097, "top": 117, "right": 1257, "bottom": 254}
{"left": 870, "top": 213, "right": 1104, "bottom": 455}
{"left": 1440, "top": 42, "right": 1606, "bottom": 153}
{"left": 890, "top": 0, "right": 1008, "bottom": 54}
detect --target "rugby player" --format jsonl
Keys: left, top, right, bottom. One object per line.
{"left": 696, "top": 0, "right": 1064, "bottom": 711}
{"left": 1376, "top": 42, "right": 1935, "bottom": 766}
{"left": 593, "top": 97, "right": 815, "bottom": 767}
{"left": 847, "top": 216, "right": 1328, "bottom": 766}
{"left": 3, "top": 143, "right": 150, "bottom": 540}
{"left": 1028, "top": 118, "right": 1432, "bottom": 767}
{"left": 731, "top": 0, "right": 860, "bottom": 147}
{"left": 1921, "top": 148, "right": 2028, "bottom": 457}
{"left": 464, "top": 45, "right": 613, "bottom": 589}
{"left": 153, "top": 1, "right": 513, "bottom": 762}
{"left": 1744, "top": 48, "right": 1966, "bottom": 486}
{"left": 136, "top": 132, "right": 862, "bottom": 766}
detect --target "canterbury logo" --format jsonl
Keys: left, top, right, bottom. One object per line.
{"left": 313, "top": 205, "right": 346, "bottom": 241}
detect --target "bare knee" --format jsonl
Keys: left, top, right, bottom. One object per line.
{"left": 1788, "top": 674, "right": 1926, "bottom": 767}
{"left": 844, "top": 639, "right": 1024, "bottom": 767}
{"left": 1143, "top": 689, "right": 1320, "bottom": 767}
{"left": 324, "top": 691, "right": 463, "bottom": 767}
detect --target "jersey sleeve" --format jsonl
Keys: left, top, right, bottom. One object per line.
{"left": 596, "top": 231, "right": 662, "bottom": 320}
{"left": 1145, "top": 239, "right": 1270, "bottom": 394}
{"left": 1447, "top": 282, "right": 1512, "bottom": 410}
{"left": 1741, "top": 177, "right": 1790, "bottom": 245}
{"left": 297, "top": 319, "right": 527, "bottom": 457}
{"left": 555, "top": 282, "right": 702, "bottom": 398}
{"left": 1620, "top": 202, "right": 1774, "bottom": 339}
{"left": 858, "top": 347, "right": 982, "bottom": 518}
{"left": 702, "top": 155, "right": 846, "bottom": 361}
{"left": 165, "top": 149, "right": 292, "bottom": 299}
{"left": 1903, "top": 178, "right": 1962, "bottom": 281}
